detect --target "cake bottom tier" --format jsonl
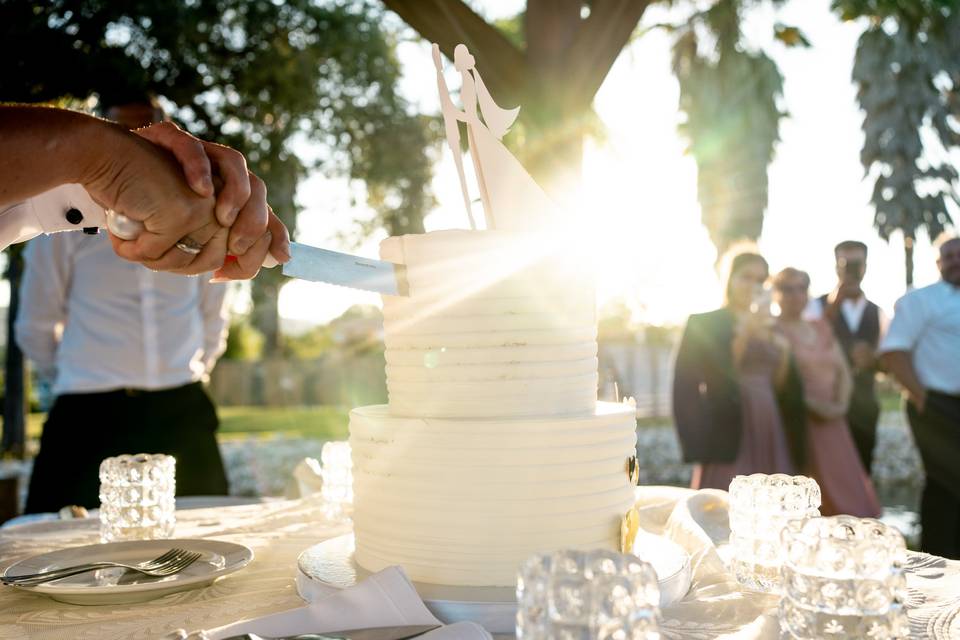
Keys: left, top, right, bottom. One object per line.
{"left": 349, "top": 402, "right": 638, "bottom": 586}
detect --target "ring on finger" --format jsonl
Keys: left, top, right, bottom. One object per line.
{"left": 175, "top": 237, "right": 204, "bottom": 255}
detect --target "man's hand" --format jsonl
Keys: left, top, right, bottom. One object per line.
{"left": 82, "top": 119, "right": 289, "bottom": 278}
{"left": 132, "top": 122, "right": 291, "bottom": 278}
{"left": 880, "top": 350, "right": 927, "bottom": 413}
{"left": 211, "top": 205, "right": 291, "bottom": 281}
{"left": 824, "top": 283, "right": 861, "bottom": 321}
{"left": 908, "top": 388, "right": 927, "bottom": 413}
{"left": 850, "top": 341, "right": 875, "bottom": 371}
{"left": 79, "top": 121, "right": 226, "bottom": 275}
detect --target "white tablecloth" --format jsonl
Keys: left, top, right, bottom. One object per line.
{"left": 0, "top": 488, "right": 958, "bottom": 639}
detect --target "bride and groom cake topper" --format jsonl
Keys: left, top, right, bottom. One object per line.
{"left": 432, "top": 43, "right": 558, "bottom": 232}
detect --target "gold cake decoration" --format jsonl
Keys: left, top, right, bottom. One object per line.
{"left": 620, "top": 506, "right": 640, "bottom": 554}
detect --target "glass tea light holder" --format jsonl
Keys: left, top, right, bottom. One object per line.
{"left": 99, "top": 453, "right": 176, "bottom": 542}
{"left": 516, "top": 549, "right": 661, "bottom": 640}
{"left": 728, "top": 473, "right": 821, "bottom": 592}
{"left": 320, "top": 441, "right": 353, "bottom": 518}
{"left": 779, "top": 515, "right": 909, "bottom": 640}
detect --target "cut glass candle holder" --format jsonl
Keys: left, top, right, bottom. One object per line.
{"left": 779, "top": 515, "right": 909, "bottom": 640}
{"left": 728, "top": 473, "right": 821, "bottom": 592}
{"left": 99, "top": 453, "right": 175, "bottom": 542}
{"left": 320, "top": 441, "right": 353, "bottom": 518}
{"left": 516, "top": 549, "right": 661, "bottom": 640}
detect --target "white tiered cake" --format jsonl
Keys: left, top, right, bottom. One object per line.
{"left": 349, "top": 229, "right": 638, "bottom": 587}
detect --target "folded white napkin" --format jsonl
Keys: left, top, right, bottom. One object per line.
{"left": 205, "top": 566, "right": 491, "bottom": 640}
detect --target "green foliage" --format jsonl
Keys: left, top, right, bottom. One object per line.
{"left": 223, "top": 319, "right": 265, "bottom": 361}
{"left": 774, "top": 23, "right": 812, "bottom": 47}
{"left": 283, "top": 325, "right": 334, "bottom": 361}
{"left": 0, "top": 0, "right": 437, "bottom": 349}
{"left": 282, "top": 303, "right": 383, "bottom": 360}
{"left": 494, "top": 13, "right": 525, "bottom": 50}
{"left": 833, "top": 0, "right": 957, "bottom": 24}
{"left": 840, "top": 0, "right": 959, "bottom": 283}
{"left": 669, "top": 0, "right": 795, "bottom": 256}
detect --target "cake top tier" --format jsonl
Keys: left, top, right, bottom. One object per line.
{"left": 379, "top": 229, "right": 600, "bottom": 419}
{"left": 380, "top": 229, "right": 594, "bottom": 302}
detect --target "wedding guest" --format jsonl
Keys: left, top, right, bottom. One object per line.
{"left": 879, "top": 235, "right": 960, "bottom": 559}
{"left": 807, "top": 241, "right": 884, "bottom": 473}
{"left": 0, "top": 103, "right": 290, "bottom": 278}
{"left": 774, "top": 268, "right": 881, "bottom": 517}
{"left": 673, "top": 249, "right": 806, "bottom": 491}
{"left": 16, "top": 95, "right": 232, "bottom": 513}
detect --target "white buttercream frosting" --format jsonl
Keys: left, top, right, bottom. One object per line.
{"left": 348, "top": 229, "right": 636, "bottom": 587}
{"left": 380, "top": 230, "right": 599, "bottom": 418}
{"left": 350, "top": 402, "right": 638, "bottom": 586}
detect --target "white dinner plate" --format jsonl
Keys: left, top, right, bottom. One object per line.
{"left": 2, "top": 538, "right": 253, "bottom": 605}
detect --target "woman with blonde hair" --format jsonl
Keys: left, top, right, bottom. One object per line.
{"left": 774, "top": 267, "right": 881, "bottom": 517}
{"left": 673, "top": 248, "right": 806, "bottom": 490}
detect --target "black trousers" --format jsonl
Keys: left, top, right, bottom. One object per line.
{"left": 25, "top": 382, "right": 229, "bottom": 514}
{"left": 847, "top": 381, "right": 880, "bottom": 473}
{"left": 907, "top": 391, "right": 960, "bottom": 559}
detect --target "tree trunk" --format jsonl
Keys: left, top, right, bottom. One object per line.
{"left": 253, "top": 273, "right": 282, "bottom": 356}
{"left": 249, "top": 141, "right": 298, "bottom": 357}
{"left": 904, "top": 233, "right": 914, "bottom": 290}
{"left": 383, "top": 0, "right": 651, "bottom": 198}
{"left": 2, "top": 248, "right": 26, "bottom": 458}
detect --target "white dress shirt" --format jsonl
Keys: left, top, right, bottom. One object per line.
{"left": 879, "top": 280, "right": 960, "bottom": 395}
{"left": 15, "top": 232, "right": 229, "bottom": 396}
{"left": 0, "top": 184, "right": 109, "bottom": 249}
{"left": 804, "top": 294, "right": 888, "bottom": 336}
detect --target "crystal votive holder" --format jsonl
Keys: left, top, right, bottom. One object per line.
{"left": 516, "top": 549, "right": 661, "bottom": 640}
{"left": 728, "top": 473, "right": 821, "bottom": 592}
{"left": 779, "top": 515, "right": 909, "bottom": 639}
{"left": 99, "top": 453, "right": 175, "bottom": 542}
{"left": 320, "top": 441, "right": 353, "bottom": 517}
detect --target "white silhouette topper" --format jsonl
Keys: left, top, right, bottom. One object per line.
{"left": 432, "top": 43, "right": 557, "bottom": 231}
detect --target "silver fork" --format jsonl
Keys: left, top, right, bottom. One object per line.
{"left": 2, "top": 548, "right": 202, "bottom": 586}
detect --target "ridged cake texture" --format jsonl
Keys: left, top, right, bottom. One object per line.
{"left": 349, "top": 229, "right": 638, "bottom": 586}
{"left": 379, "top": 230, "right": 599, "bottom": 418}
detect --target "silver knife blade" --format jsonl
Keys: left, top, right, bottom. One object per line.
{"left": 282, "top": 243, "right": 409, "bottom": 297}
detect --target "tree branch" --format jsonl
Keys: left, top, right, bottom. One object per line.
{"left": 526, "top": 0, "right": 582, "bottom": 73}
{"left": 382, "top": 0, "right": 527, "bottom": 103}
{"left": 564, "top": 0, "right": 652, "bottom": 105}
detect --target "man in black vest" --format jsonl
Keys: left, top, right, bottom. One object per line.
{"left": 813, "top": 241, "right": 883, "bottom": 473}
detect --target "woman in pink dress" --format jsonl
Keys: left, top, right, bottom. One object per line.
{"left": 774, "top": 268, "right": 881, "bottom": 517}
{"left": 674, "top": 251, "right": 806, "bottom": 491}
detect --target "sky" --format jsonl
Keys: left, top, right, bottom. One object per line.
{"left": 279, "top": 0, "right": 950, "bottom": 328}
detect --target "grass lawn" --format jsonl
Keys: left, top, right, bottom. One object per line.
{"left": 16, "top": 391, "right": 904, "bottom": 442}
{"left": 216, "top": 405, "right": 349, "bottom": 440}
{"left": 22, "top": 405, "right": 350, "bottom": 443}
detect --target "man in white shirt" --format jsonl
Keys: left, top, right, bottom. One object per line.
{"left": 880, "top": 235, "right": 960, "bottom": 559}
{"left": 808, "top": 240, "right": 884, "bottom": 473}
{"left": 16, "top": 96, "right": 232, "bottom": 512}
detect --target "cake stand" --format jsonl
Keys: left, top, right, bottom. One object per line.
{"left": 296, "top": 532, "right": 692, "bottom": 635}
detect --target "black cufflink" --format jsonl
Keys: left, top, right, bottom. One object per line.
{"left": 65, "top": 208, "right": 84, "bottom": 225}
{"left": 83, "top": 227, "right": 99, "bottom": 235}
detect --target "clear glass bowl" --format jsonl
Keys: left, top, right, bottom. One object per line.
{"left": 728, "top": 473, "right": 822, "bottom": 592}
{"left": 516, "top": 549, "right": 661, "bottom": 640}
